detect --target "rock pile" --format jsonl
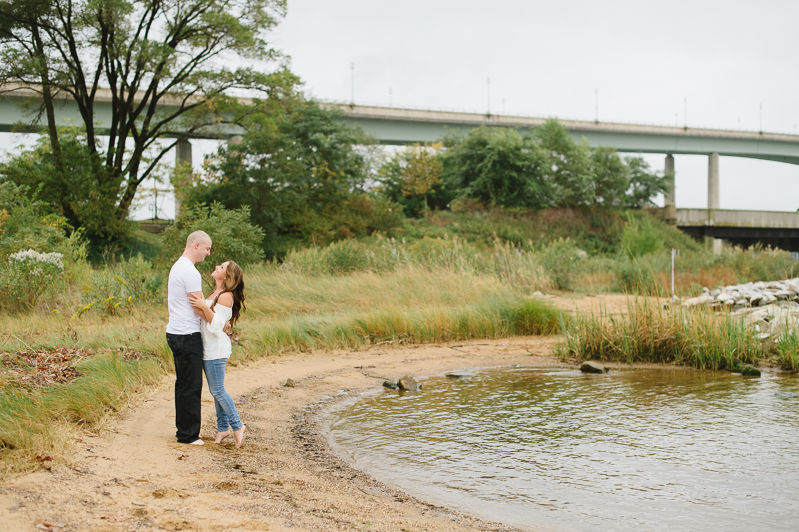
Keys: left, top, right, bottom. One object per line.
{"left": 680, "top": 278, "right": 799, "bottom": 341}
{"left": 681, "top": 279, "right": 799, "bottom": 309}
{"left": 734, "top": 304, "right": 799, "bottom": 342}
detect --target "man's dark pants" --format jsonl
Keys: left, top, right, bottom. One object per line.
{"left": 166, "top": 332, "right": 204, "bottom": 443}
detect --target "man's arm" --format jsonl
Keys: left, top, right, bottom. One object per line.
{"left": 188, "top": 291, "right": 205, "bottom": 318}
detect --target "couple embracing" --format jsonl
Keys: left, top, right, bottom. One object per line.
{"left": 165, "top": 230, "right": 247, "bottom": 447}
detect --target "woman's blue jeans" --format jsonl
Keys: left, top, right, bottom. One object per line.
{"left": 202, "top": 358, "right": 243, "bottom": 432}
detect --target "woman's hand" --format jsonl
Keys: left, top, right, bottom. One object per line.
{"left": 188, "top": 293, "right": 209, "bottom": 310}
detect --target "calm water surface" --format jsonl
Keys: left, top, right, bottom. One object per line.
{"left": 324, "top": 367, "right": 799, "bottom": 531}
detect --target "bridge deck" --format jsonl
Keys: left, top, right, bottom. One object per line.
{"left": 3, "top": 84, "right": 799, "bottom": 164}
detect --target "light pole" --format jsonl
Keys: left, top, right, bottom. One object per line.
{"left": 595, "top": 88, "right": 598, "bottom": 122}
{"left": 684, "top": 97, "right": 687, "bottom": 128}
{"left": 487, "top": 77, "right": 491, "bottom": 115}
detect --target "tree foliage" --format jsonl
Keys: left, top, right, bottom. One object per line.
{"left": 185, "top": 98, "right": 404, "bottom": 251}
{"left": 159, "top": 202, "right": 265, "bottom": 283}
{"left": 536, "top": 119, "right": 594, "bottom": 207}
{"left": 378, "top": 143, "right": 449, "bottom": 217}
{"left": 0, "top": 0, "right": 291, "bottom": 242}
{"left": 437, "top": 120, "right": 668, "bottom": 211}
{"left": 442, "top": 127, "right": 550, "bottom": 210}
{"left": 0, "top": 181, "right": 68, "bottom": 258}
{"left": 624, "top": 155, "right": 669, "bottom": 209}
{"left": 400, "top": 143, "right": 444, "bottom": 209}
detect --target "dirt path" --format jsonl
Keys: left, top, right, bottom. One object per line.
{"left": 0, "top": 293, "right": 626, "bottom": 532}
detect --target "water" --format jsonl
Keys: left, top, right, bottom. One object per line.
{"left": 324, "top": 367, "right": 799, "bottom": 531}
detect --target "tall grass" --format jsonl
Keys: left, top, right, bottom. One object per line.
{"left": 0, "top": 265, "right": 564, "bottom": 477}
{"left": 604, "top": 245, "right": 799, "bottom": 296}
{"left": 282, "top": 236, "right": 553, "bottom": 293}
{"left": 0, "top": 352, "right": 162, "bottom": 477}
{"left": 775, "top": 332, "right": 799, "bottom": 372}
{"left": 237, "top": 266, "right": 562, "bottom": 360}
{"left": 557, "top": 297, "right": 765, "bottom": 370}
{"left": 245, "top": 295, "right": 561, "bottom": 356}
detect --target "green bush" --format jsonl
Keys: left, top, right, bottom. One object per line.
{"left": 76, "top": 254, "right": 164, "bottom": 316}
{"left": 538, "top": 238, "right": 585, "bottom": 291}
{"left": 159, "top": 202, "right": 265, "bottom": 283}
{"left": 615, "top": 256, "right": 663, "bottom": 294}
{"left": 287, "top": 193, "right": 405, "bottom": 245}
{"left": 0, "top": 127, "right": 133, "bottom": 247}
{"left": 714, "top": 246, "right": 797, "bottom": 283}
{"left": 0, "top": 182, "right": 66, "bottom": 258}
{"left": 0, "top": 249, "right": 65, "bottom": 311}
{"left": 621, "top": 214, "right": 664, "bottom": 258}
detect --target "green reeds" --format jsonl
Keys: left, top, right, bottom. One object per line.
{"left": 245, "top": 295, "right": 563, "bottom": 357}
{"left": 775, "top": 332, "right": 799, "bottom": 372}
{"left": 0, "top": 352, "right": 162, "bottom": 476}
{"left": 558, "top": 297, "right": 761, "bottom": 370}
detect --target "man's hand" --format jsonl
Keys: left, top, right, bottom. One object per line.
{"left": 224, "top": 321, "right": 232, "bottom": 333}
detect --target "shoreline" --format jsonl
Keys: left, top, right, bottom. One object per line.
{"left": 0, "top": 336, "right": 565, "bottom": 532}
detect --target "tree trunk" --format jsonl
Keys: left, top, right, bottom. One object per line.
{"left": 32, "top": 25, "right": 61, "bottom": 169}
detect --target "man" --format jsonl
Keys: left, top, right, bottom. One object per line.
{"left": 166, "top": 230, "right": 211, "bottom": 445}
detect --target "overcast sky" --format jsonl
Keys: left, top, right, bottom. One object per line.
{"left": 265, "top": 0, "right": 799, "bottom": 213}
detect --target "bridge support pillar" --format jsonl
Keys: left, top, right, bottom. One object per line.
{"left": 174, "top": 139, "right": 193, "bottom": 218}
{"left": 664, "top": 155, "right": 676, "bottom": 223}
{"left": 707, "top": 153, "right": 721, "bottom": 254}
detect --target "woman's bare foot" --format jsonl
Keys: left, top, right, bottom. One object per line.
{"left": 214, "top": 430, "right": 231, "bottom": 444}
{"left": 189, "top": 439, "right": 204, "bottom": 445}
{"left": 234, "top": 425, "right": 245, "bottom": 448}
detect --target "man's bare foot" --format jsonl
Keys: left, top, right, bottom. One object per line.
{"left": 234, "top": 425, "right": 245, "bottom": 448}
{"left": 214, "top": 430, "right": 231, "bottom": 444}
{"left": 189, "top": 439, "right": 204, "bottom": 445}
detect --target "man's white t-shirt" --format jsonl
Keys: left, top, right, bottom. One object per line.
{"left": 166, "top": 256, "right": 203, "bottom": 335}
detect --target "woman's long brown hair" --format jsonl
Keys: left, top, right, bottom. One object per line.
{"left": 210, "top": 261, "right": 246, "bottom": 327}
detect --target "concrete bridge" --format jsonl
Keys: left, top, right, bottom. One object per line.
{"left": 336, "top": 104, "right": 799, "bottom": 216}
{"left": 643, "top": 206, "right": 799, "bottom": 252}
{"left": 3, "top": 85, "right": 799, "bottom": 250}
{"left": 338, "top": 105, "right": 799, "bottom": 252}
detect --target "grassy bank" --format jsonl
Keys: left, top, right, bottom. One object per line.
{"left": 557, "top": 297, "right": 799, "bottom": 371}
{"left": 5, "top": 207, "right": 799, "bottom": 477}
{"left": 0, "top": 265, "right": 563, "bottom": 477}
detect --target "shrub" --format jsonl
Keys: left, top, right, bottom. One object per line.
{"left": 615, "top": 256, "right": 664, "bottom": 295}
{"left": 159, "top": 202, "right": 265, "bottom": 283}
{"left": 621, "top": 214, "right": 664, "bottom": 258}
{"left": 288, "top": 193, "right": 405, "bottom": 245}
{"left": 76, "top": 254, "right": 164, "bottom": 316}
{"left": 0, "top": 127, "right": 133, "bottom": 246}
{"left": 0, "top": 249, "right": 64, "bottom": 311}
{"left": 538, "top": 238, "right": 585, "bottom": 291}
{"left": 0, "top": 182, "right": 67, "bottom": 259}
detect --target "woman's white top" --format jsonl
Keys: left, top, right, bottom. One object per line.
{"left": 200, "top": 299, "right": 233, "bottom": 360}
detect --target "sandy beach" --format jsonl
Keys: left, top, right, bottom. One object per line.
{"left": 0, "top": 336, "right": 567, "bottom": 531}
{"left": 0, "top": 295, "right": 635, "bottom": 532}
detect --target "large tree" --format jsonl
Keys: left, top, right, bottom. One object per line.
{"left": 0, "top": 0, "right": 291, "bottom": 240}
{"left": 185, "top": 98, "right": 404, "bottom": 250}
{"left": 441, "top": 126, "right": 551, "bottom": 210}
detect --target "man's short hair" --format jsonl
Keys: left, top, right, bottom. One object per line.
{"left": 186, "top": 230, "right": 211, "bottom": 248}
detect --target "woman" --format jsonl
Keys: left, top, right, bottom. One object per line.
{"left": 188, "top": 261, "right": 246, "bottom": 447}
